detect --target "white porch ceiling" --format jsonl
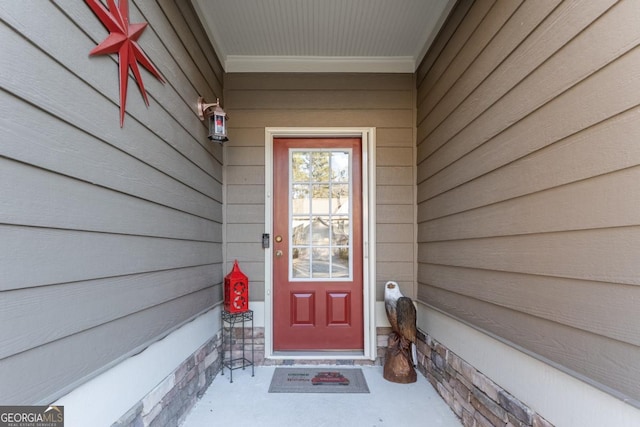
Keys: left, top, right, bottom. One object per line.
{"left": 191, "top": 0, "right": 456, "bottom": 73}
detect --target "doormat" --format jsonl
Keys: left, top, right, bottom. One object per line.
{"left": 268, "top": 368, "right": 369, "bottom": 393}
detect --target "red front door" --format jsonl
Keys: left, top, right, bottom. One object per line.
{"left": 273, "top": 138, "right": 363, "bottom": 351}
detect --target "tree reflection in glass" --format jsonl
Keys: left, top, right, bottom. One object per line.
{"left": 290, "top": 150, "right": 351, "bottom": 280}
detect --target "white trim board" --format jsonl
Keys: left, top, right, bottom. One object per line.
{"left": 54, "top": 307, "right": 221, "bottom": 427}
{"left": 264, "top": 127, "right": 377, "bottom": 361}
{"left": 419, "top": 304, "right": 640, "bottom": 427}
{"left": 225, "top": 55, "right": 415, "bottom": 73}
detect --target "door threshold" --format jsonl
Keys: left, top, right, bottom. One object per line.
{"left": 270, "top": 350, "right": 368, "bottom": 360}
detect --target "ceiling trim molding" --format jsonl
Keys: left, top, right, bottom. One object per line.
{"left": 414, "top": 0, "right": 457, "bottom": 67}
{"left": 190, "top": 0, "right": 228, "bottom": 67}
{"left": 224, "top": 55, "right": 415, "bottom": 73}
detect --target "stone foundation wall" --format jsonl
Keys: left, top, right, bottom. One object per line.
{"left": 415, "top": 330, "right": 554, "bottom": 427}
{"left": 223, "top": 326, "right": 392, "bottom": 367}
{"left": 112, "top": 332, "right": 222, "bottom": 427}
{"left": 112, "top": 324, "right": 555, "bottom": 427}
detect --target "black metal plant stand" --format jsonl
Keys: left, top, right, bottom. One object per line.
{"left": 221, "top": 309, "right": 254, "bottom": 383}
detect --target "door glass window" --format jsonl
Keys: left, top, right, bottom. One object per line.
{"left": 290, "top": 149, "right": 352, "bottom": 280}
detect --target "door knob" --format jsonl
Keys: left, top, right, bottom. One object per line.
{"left": 275, "top": 250, "right": 283, "bottom": 257}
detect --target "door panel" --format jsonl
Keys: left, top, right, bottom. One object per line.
{"left": 327, "top": 292, "right": 350, "bottom": 325}
{"left": 273, "top": 138, "right": 363, "bottom": 351}
{"left": 291, "top": 292, "right": 315, "bottom": 325}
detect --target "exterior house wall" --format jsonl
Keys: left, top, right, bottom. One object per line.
{"left": 416, "top": 0, "right": 640, "bottom": 422}
{"left": 223, "top": 72, "right": 416, "bottom": 304}
{"left": 0, "top": 0, "right": 224, "bottom": 413}
{"left": 4, "top": 0, "right": 640, "bottom": 426}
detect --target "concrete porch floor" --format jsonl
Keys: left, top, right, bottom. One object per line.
{"left": 181, "top": 365, "right": 462, "bottom": 427}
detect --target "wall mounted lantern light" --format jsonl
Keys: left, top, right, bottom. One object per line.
{"left": 198, "top": 97, "right": 228, "bottom": 143}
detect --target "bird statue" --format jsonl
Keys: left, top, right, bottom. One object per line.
{"left": 383, "top": 281, "right": 417, "bottom": 383}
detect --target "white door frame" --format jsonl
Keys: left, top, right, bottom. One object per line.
{"left": 264, "top": 127, "right": 377, "bottom": 360}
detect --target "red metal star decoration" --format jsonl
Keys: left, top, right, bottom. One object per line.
{"left": 86, "top": 0, "right": 165, "bottom": 126}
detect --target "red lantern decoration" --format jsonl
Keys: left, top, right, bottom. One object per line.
{"left": 224, "top": 260, "right": 249, "bottom": 313}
